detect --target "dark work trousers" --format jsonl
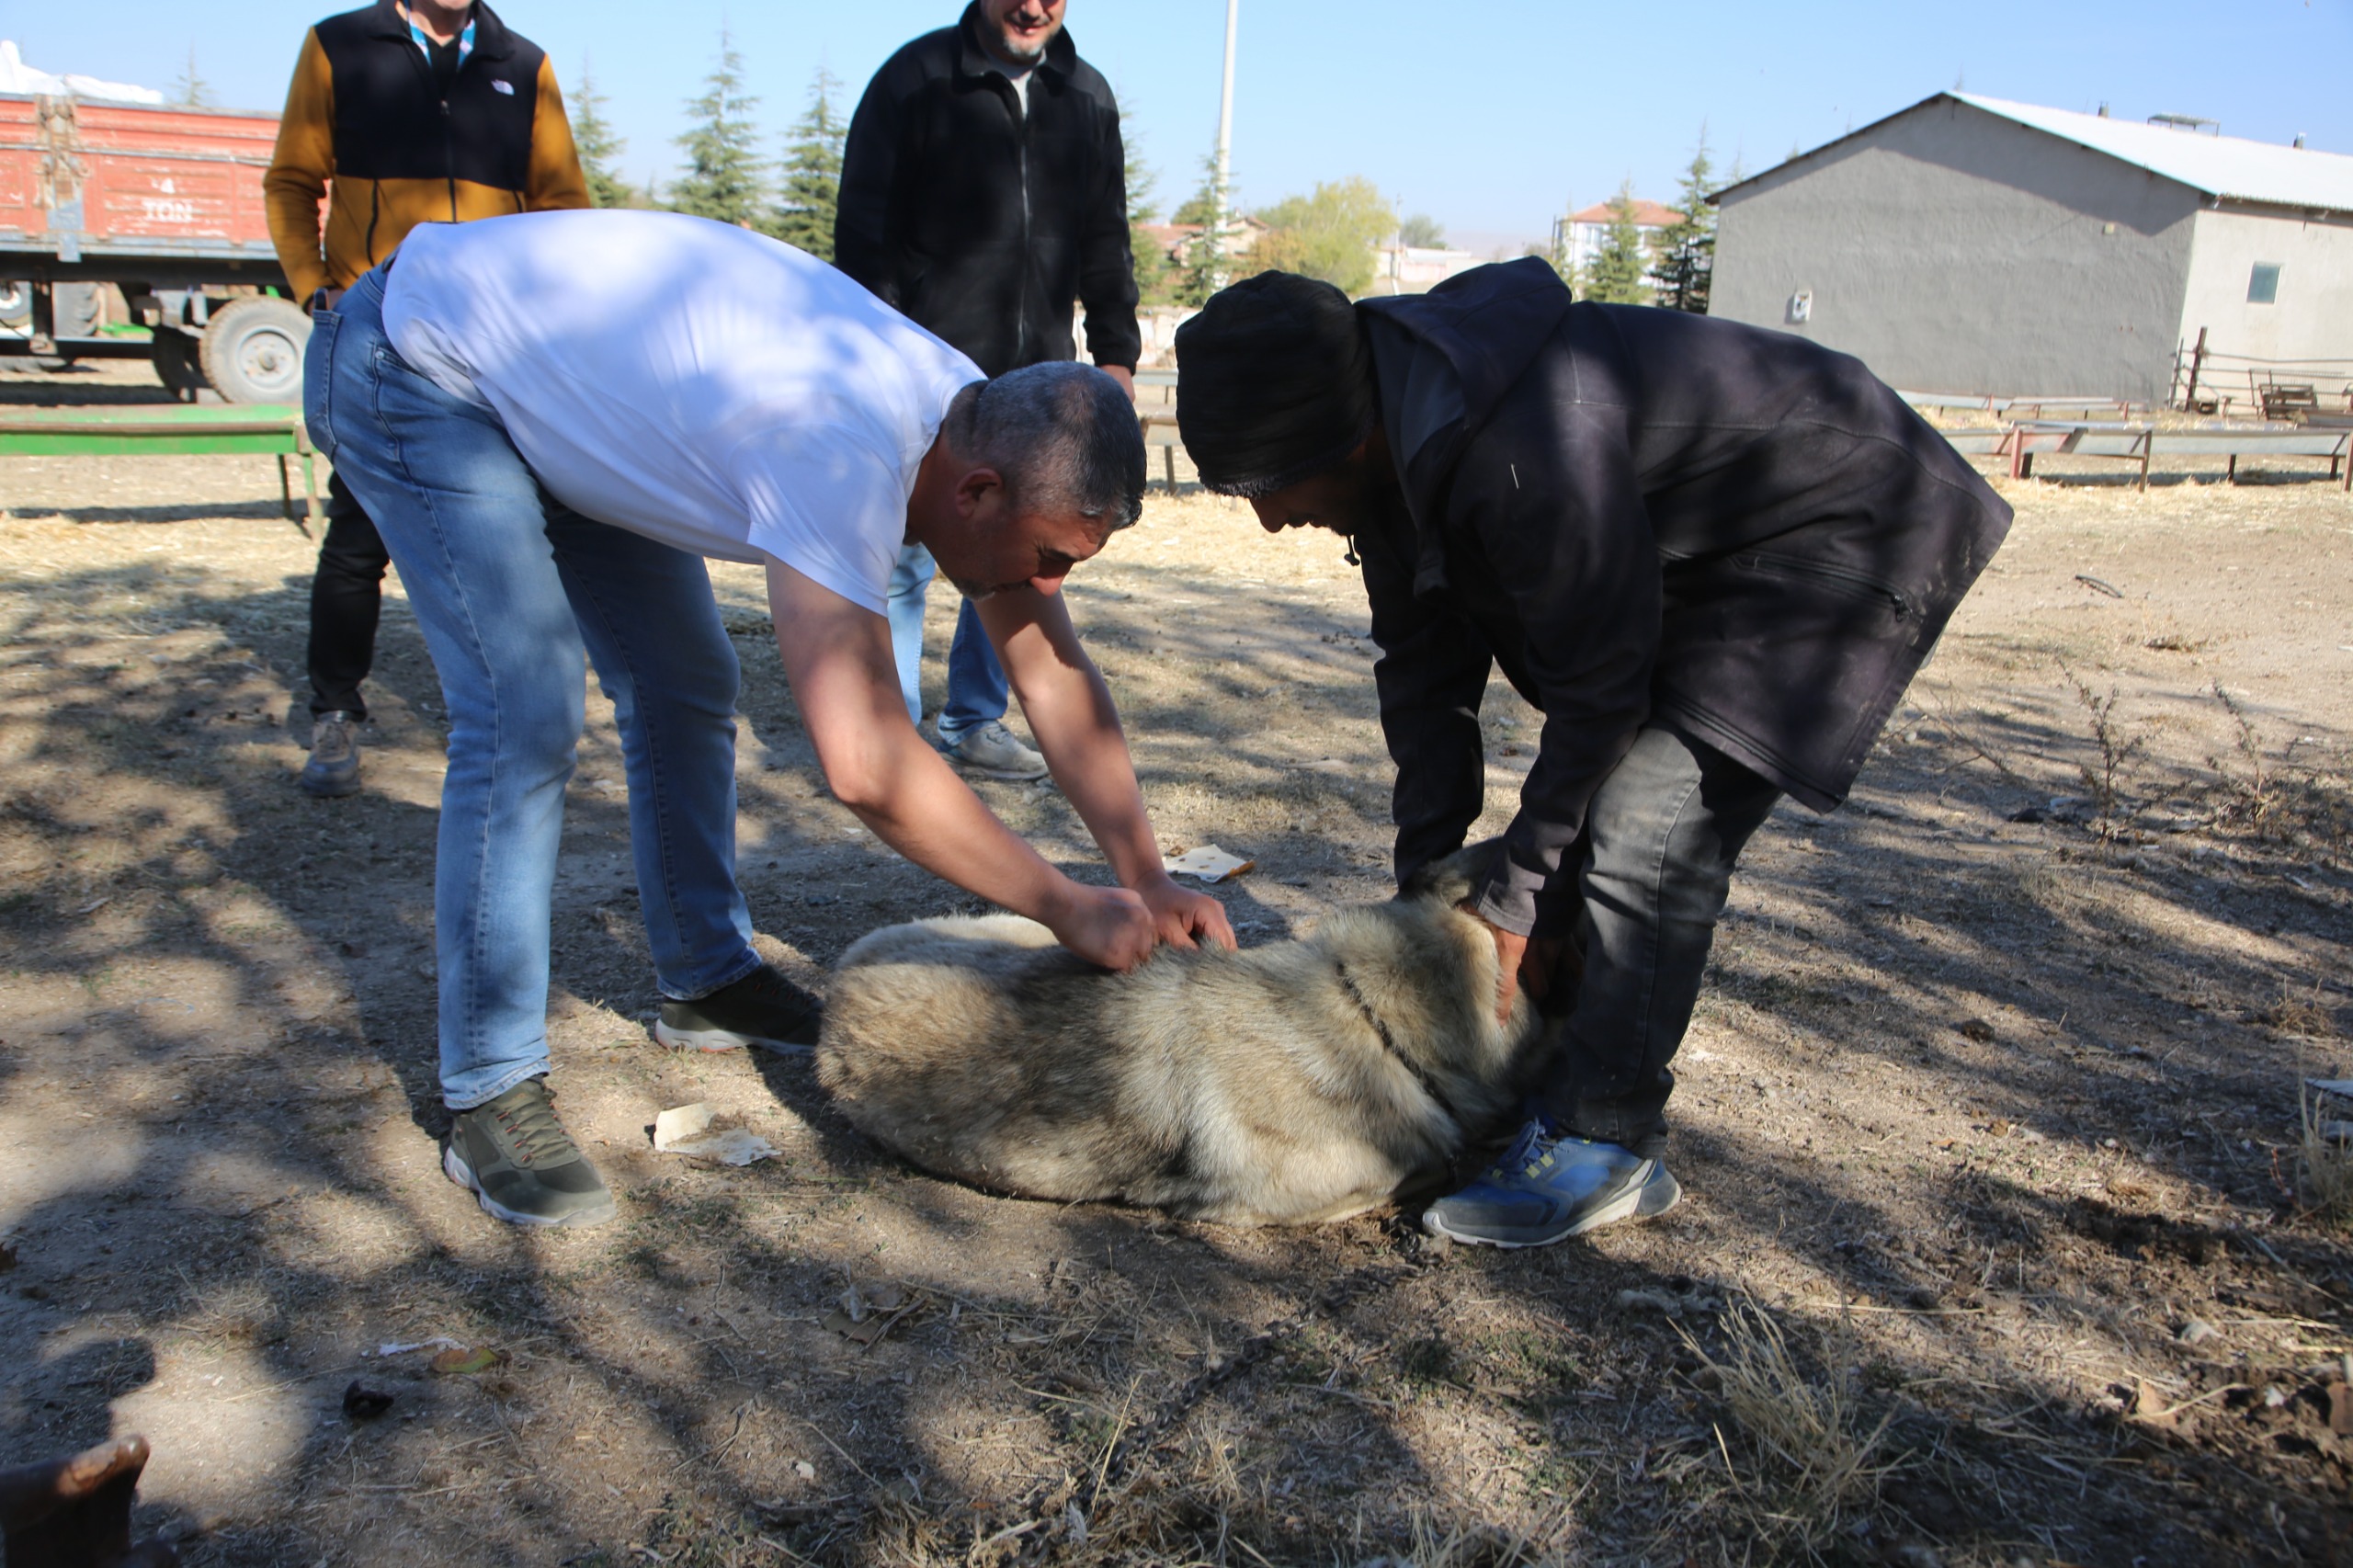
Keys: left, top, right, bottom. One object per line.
{"left": 307, "top": 469, "right": 391, "bottom": 719}
{"left": 1539, "top": 725, "right": 1784, "bottom": 1158}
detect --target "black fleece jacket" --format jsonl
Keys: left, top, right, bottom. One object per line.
{"left": 834, "top": 5, "right": 1140, "bottom": 376}
{"left": 1354, "top": 259, "right": 2013, "bottom": 937}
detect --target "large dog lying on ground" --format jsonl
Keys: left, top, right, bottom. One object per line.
{"left": 815, "top": 846, "right": 1549, "bottom": 1225}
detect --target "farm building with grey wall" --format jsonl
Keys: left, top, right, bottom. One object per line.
{"left": 1709, "top": 95, "right": 2353, "bottom": 402}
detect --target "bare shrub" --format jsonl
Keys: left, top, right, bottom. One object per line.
{"left": 2206, "top": 684, "right": 2353, "bottom": 863}
{"left": 2060, "top": 664, "right": 2145, "bottom": 841}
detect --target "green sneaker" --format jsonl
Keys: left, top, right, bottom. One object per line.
{"left": 442, "top": 1078, "right": 617, "bottom": 1228}
{"left": 654, "top": 963, "right": 824, "bottom": 1053}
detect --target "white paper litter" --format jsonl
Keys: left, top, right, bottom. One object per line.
{"left": 369, "top": 1336, "right": 467, "bottom": 1358}
{"left": 653, "top": 1102, "right": 779, "bottom": 1165}
{"left": 1163, "top": 844, "right": 1254, "bottom": 883}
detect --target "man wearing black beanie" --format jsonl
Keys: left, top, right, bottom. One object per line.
{"left": 1175, "top": 262, "right": 2012, "bottom": 1248}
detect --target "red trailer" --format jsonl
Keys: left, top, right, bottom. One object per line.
{"left": 1, "top": 92, "right": 312, "bottom": 402}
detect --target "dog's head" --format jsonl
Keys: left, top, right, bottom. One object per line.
{"left": 1396, "top": 838, "right": 1504, "bottom": 910}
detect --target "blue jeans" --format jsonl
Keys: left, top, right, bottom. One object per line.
{"left": 1538, "top": 726, "right": 1783, "bottom": 1157}
{"left": 883, "top": 542, "right": 1008, "bottom": 743}
{"left": 305, "top": 267, "right": 761, "bottom": 1109}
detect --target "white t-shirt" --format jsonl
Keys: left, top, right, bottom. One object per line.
{"left": 381, "top": 209, "right": 982, "bottom": 612}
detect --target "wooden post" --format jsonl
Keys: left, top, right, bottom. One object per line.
{"left": 2181, "top": 326, "right": 2208, "bottom": 412}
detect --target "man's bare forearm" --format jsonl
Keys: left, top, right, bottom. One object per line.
{"left": 837, "top": 714, "right": 1076, "bottom": 920}
{"left": 983, "top": 594, "right": 1165, "bottom": 889}
{"left": 766, "top": 559, "right": 1160, "bottom": 969}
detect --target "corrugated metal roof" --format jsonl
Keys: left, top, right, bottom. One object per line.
{"left": 1955, "top": 94, "right": 2353, "bottom": 212}
{"left": 1713, "top": 93, "right": 2353, "bottom": 215}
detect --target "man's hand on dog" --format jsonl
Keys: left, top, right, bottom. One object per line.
{"left": 1470, "top": 912, "right": 1565, "bottom": 1026}
{"left": 1136, "top": 872, "right": 1237, "bottom": 954}
{"left": 1050, "top": 876, "right": 1236, "bottom": 970}
{"left": 1048, "top": 883, "right": 1159, "bottom": 971}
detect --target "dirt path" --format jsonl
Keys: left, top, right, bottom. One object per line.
{"left": 2, "top": 403, "right": 2349, "bottom": 1564}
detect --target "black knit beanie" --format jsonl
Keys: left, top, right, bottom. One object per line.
{"left": 1174, "top": 271, "right": 1375, "bottom": 497}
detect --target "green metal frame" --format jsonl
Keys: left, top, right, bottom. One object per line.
{"left": 0, "top": 403, "right": 323, "bottom": 533}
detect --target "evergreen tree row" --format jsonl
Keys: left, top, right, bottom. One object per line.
{"left": 568, "top": 33, "right": 846, "bottom": 262}
{"left": 576, "top": 40, "right": 1729, "bottom": 309}
{"left": 1548, "top": 130, "right": 1736, "bottom": 313}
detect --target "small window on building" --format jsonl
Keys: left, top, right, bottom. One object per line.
{"left": 2247, "top": 263, "right": 2282, "bottom": 304}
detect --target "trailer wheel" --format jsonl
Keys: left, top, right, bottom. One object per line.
{"left": 0, "top": 280, "right": 28, "bottom": 329}
{"left": 199, "top": 296, "right": 312, "bottom": 404}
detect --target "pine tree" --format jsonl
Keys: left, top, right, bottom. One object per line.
{"left": 1121, "top": 108, "right": 1177, "bottom": 307}
{"left": 1579, "top": 183, "right": 1652, "bottom": 304}
{"left": 1649, "top": 130, "right": 1716, "bottom": 313}
{"left": 1173, "top": 156, "right": 1229, "bottom": 306}
{"left": 570, "top": 62, "right": 632, "bottom": 210}
{"left": 171, "top": 47, "right": 211, "bottom": 108}
{"left": 1171, "top": 171, "right": 1220, "bottom": 227}
{"left": 669, "top": 30, "right": 767, "bottom": 227}
{"left": 772, "top": 70, "right": 846, "bottom": 258}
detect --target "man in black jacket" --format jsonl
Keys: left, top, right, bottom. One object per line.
{"left": 1175, "top": 263, "right": 2012, "bottom": 1248}
{"left": 836, "top": 0, "right": 1141, "bottom": 782}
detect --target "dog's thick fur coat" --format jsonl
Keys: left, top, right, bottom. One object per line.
{"left": 815, "top": 847, "right": 1546, "bottom": 1225}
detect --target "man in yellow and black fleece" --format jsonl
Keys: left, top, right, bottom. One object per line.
{"left": 266, "top": 0, "right": 587, "bottom": 799}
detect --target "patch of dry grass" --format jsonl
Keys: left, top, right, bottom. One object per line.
{"left": 2298, "top": 1081, "right": 2353, "bottom": 1230}
{"left": 1679, "top": 1301, "right": 1900, "bottom": 1558}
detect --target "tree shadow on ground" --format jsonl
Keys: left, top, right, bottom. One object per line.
{"left": 1, "top": 519, "right": 2347, "bottom": 1564}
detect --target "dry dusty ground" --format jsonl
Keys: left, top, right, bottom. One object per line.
{"left": 2, "top": 361, "right": 2351, "bottom": 1566}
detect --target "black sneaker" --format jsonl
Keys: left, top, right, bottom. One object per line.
{"left": 655, "top": 963, "right": 824, "bottom": 1053}
{"left": 442, "top": 1078, "right": 617, "bottom": 1228}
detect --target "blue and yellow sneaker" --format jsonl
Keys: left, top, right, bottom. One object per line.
{"left": 1422, "top": 1118, "right": 1681, "bottom": 1247}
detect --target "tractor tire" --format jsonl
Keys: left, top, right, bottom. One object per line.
{"left": 198, "top": 296, "right": 312, "bottom": 404}
{"left": 152, "top": 327, "right": 209, "bottom": 400}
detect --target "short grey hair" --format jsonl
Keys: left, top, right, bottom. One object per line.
{"left": 961, "top": 362, "right": 1146, "bottom": 532}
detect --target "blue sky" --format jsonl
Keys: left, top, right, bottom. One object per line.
{"left": 13, "top": 0, "right": 2351, "bottom": 255}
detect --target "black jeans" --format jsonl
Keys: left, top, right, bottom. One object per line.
{"left": 1539, "top": 725, "right": 1784, "bottom": 1158}
{"left": 307, "top": 469, "right": 390, "bottom": 719}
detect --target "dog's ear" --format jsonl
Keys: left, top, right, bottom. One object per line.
{"left": 1398, "top": 837, "right": 1504, "bottom": 906}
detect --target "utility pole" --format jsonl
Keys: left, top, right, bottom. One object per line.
{"left": 1211, "top": 0, "right": 1238, "bottom": 288}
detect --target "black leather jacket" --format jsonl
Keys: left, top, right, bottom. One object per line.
{"left": 835, "top": 4, "right": 1140, "bottom": 376}
{"left": 1355, "top": 260, "right": 2013, "bottom": 936}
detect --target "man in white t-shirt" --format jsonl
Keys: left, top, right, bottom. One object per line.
{"left": 305, "top": 208, "right": 1233, "bottom": 1230}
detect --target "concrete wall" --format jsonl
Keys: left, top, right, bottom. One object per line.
{"left": 2175, "top": 204, "right": 2353, "bottom": 378}
{"left": 1712, "top": 99, "right": 2200, "bottom": 399}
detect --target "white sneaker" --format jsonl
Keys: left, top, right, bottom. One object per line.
{"left": 943, "top": 719, "right": 1049, "bottom": 781}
